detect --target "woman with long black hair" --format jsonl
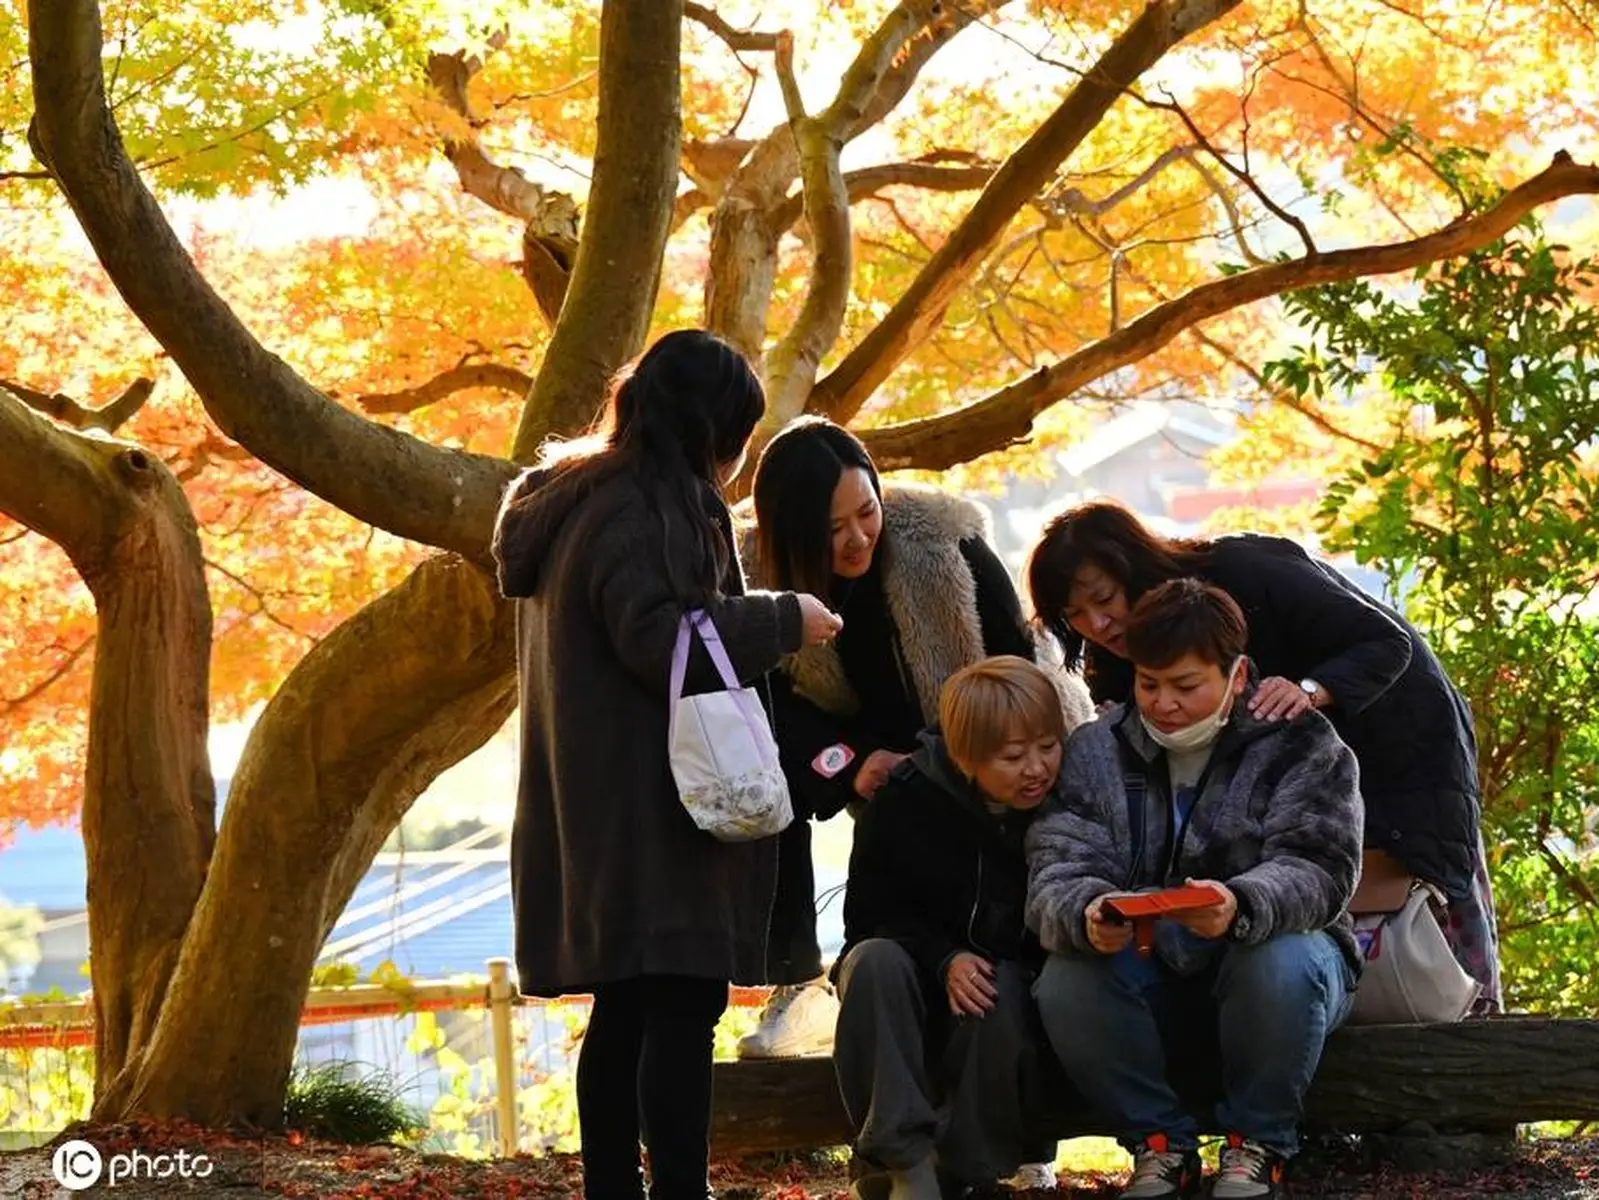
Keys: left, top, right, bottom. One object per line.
{"left": 492, "top": 330, "right": 840, "bottom": 1200}
{"left": 1025, "top": 500, "right": 1500, "bottom": 1012}
{"left": 739, "top": 417, "right": 1090, "bottom": 1191}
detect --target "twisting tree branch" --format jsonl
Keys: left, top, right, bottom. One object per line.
{"left": 1182, "top": 152, "right": 1268, "bottom": 266}
{"left": 772, "top": 159, "right": 996, "bottom": 231}
{"left": 704, "top": 0, "right": 1013, "bottom": 359}
{"left": 856, "top": 152, "right": 1599, "bottom": 470}
{"left": 426, "top": 38, "right": 580, "bottom": 326}
{"left": 807, "top": 0, "right": 1246, "bottom": 426}
{"left": 3, "top": 376, "right": 155, "bottom": 433}
{"left": 353, "top": 363, "right": 535, "bottom": 416}
{"left": 759, "top": 28, "right": 858, "bottom": 430}
{"left": 683, "top": 2, "right": 780, "bottom": 53}
{"left": 1151, "top": 89, "right": 1318, "bottom": 257}
{"left": 1035, "top": 143, "right": 1195, "bottom": 222}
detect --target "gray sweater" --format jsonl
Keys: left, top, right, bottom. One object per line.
{"left": 1025, "top": 694, "right": 1364, "bottom": 972}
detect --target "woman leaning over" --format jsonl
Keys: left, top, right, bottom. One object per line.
{"left": 491, "top": 330, "right": 840, "bottom": 1200}
{"left": 1025, "top": 500, "right": 1499, "bottom": 1012}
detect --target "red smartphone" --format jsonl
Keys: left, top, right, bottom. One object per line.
{"left": 1103, "top": 884, "right": 1227, "bottom": 955}
{"left": 1102, "top": 884, "right": 1226, "bottom": 922}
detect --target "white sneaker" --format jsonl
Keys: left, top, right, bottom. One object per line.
{"left": 736, "top": 981, "right": 839, "bottom": 1058}
{"left": 1005, "top": 1161, "right": 1057, "bottom": 1190}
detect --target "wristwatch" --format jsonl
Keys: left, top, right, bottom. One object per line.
{"left": 1299, "top": 678, "right": 1324, "bottom": 707}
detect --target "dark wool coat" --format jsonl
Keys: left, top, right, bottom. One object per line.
{"left": 1085, "top": 534, "right": 1480, "bottom": 897}
{"left": 493, "top": 465, "right": 802, "bottom": 997}
{"left": 837, "top": 730, "right": 1044, "bottom": 993}
{"left": 1026, "top": 693, "right": 1364, "bottom": 973}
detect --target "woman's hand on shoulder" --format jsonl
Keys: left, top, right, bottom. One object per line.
{"left": 797, "top": 594, "right": 843, "bottom": 647}
{"left": 1248, "top": 675, "right": 1318, "bottom": 722}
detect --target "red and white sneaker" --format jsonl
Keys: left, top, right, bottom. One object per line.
{"left": 1210, "top": 1134, "right": 1286, "bottom": 1199}
{"left": 1120, "top": 1133, "right": 1202, "bottom": 1199}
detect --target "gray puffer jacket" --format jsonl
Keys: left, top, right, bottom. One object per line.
{"left": 1025, "top": 692, "right": 1364, "bottom": 972}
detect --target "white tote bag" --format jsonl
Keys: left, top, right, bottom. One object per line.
{"left": 668, "top": 610, "right": 793, "bottom": 842}
{"left": 1349, "top": 882, "right": 1480, "bottom": 1025}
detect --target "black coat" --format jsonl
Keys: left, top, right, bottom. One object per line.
{"left": 774, "top": 536, "right": 1034, "bottom": 822}
{"left": 493, "top": 466, "right": 802, "bottom": 996}
{"left": 1085, "top": 534, "right": 1480, "bottom": 897}
{"left": 837, "top": 731, "right": 1043, "bottom": 993}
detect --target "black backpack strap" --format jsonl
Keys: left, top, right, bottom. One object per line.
{"left": 1121, "top": 751, "right": 1150, "bottom": 889}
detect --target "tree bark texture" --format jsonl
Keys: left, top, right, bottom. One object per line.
{"left": 709, "top": 1018, "right": 1599, "bottom": 1154}
{"left": 512, "top": 0, "right": 686, "bottom": 460}
{"left": 96, "top": 555, "right": 516, "bottom": 1126}
{"left": 0, "top": 389, "right": 213, "bottom": 1102}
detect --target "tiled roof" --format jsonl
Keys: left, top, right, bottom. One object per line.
{"left": 2, "top": 824, "right": 849, "bottom": 988}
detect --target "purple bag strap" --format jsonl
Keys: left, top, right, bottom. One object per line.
{"left": 669, "top": 609, "right": 745, "bottom": 705}
{"left": 668, "top": 609, "right": 771, "bottom": 746}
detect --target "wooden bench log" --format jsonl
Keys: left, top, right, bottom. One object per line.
{"left": 709, "top": 1017, "right": 1599, "bottom": 1156}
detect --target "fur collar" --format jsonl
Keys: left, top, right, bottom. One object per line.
{"left": 738, "top": 484, "right": 988, "bottom": 720}
{"left": 736, "top": 482, "right": 1094, "bottom": 733}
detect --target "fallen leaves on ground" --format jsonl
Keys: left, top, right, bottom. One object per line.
{"left": 0, "top": 1122, "right": 1593, "bottom": 1197}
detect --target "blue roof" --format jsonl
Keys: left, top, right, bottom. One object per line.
{"left": 1, "top": 826, "right": 846, "bottom": 985}
{"left": 0, "top": 820, "right": 519, "bottom": 981}
{"left": 324, "top": 859, "right": 514, "bottom": 978}
{"left": 0, "top": 824, "right": 89, "bottom": 912}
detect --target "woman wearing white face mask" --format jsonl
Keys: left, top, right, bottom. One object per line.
{"left": 1025, "top": 501, "right": 1499, "bottom": 1017}
{"left": 1026, "top": 580, "right": 1362, "bottom": 1200}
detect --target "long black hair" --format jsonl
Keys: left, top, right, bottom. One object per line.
{"left": 506, "top": 329, "right": 765, "bottom": 594}
{"left": 751, "top": 416, "right": 882, "bottom": 598}
{"left": 1025, "top": 500, "right": 1208, "bottom": 668}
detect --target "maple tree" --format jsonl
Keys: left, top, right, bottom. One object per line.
{"left": 3, "top": 0, "right": 1599, "bottom": 1127}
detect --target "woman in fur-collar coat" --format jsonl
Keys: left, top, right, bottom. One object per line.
{"left": 733, "top": 416, "right": 1092, "bottom": 1063}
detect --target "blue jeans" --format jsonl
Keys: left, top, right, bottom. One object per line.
{"left": 1033, "top": 932, "right": 1354, "bottom": 1156}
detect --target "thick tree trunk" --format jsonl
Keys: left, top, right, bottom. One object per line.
{"left": 0, "top": 390, "right": 213, "bottom": 1101}
{"left": 94, "top": 555, "right": 517, "bottom": 1126}
{"left": 512, "top": 0, "right": 685, "bottom": 460}
{"left": 83, "top": 452, "right": 214, "bottom": 1102}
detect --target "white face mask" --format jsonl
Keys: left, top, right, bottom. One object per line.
{"left": 1139, "top": 658, "right": 1244, "bottom": 754}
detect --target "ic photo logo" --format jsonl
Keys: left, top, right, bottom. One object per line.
{"left": 51, "top": 1140, "right": 102, "bottom": 1190}
{"left": 51, "top": 1139, "right": 215, "bottom": 1191}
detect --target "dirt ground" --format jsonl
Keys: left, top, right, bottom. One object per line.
{"left": 0, "top": 1123, "right": 1594, "bottom": 1198}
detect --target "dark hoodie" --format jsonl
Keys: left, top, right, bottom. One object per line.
{"left": 491, "top": 464, "right": 802, "bottom": 996}
{"left": 836, "top": 730, "right": 1045, "bottom": 993}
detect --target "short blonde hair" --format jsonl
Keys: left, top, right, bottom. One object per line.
{"left": 940, "top": 656, "right": 1065, "bottom": 771}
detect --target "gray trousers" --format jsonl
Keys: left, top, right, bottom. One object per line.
{"left": 833, "top": 938, "right": 1050, "bottom": 1185}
